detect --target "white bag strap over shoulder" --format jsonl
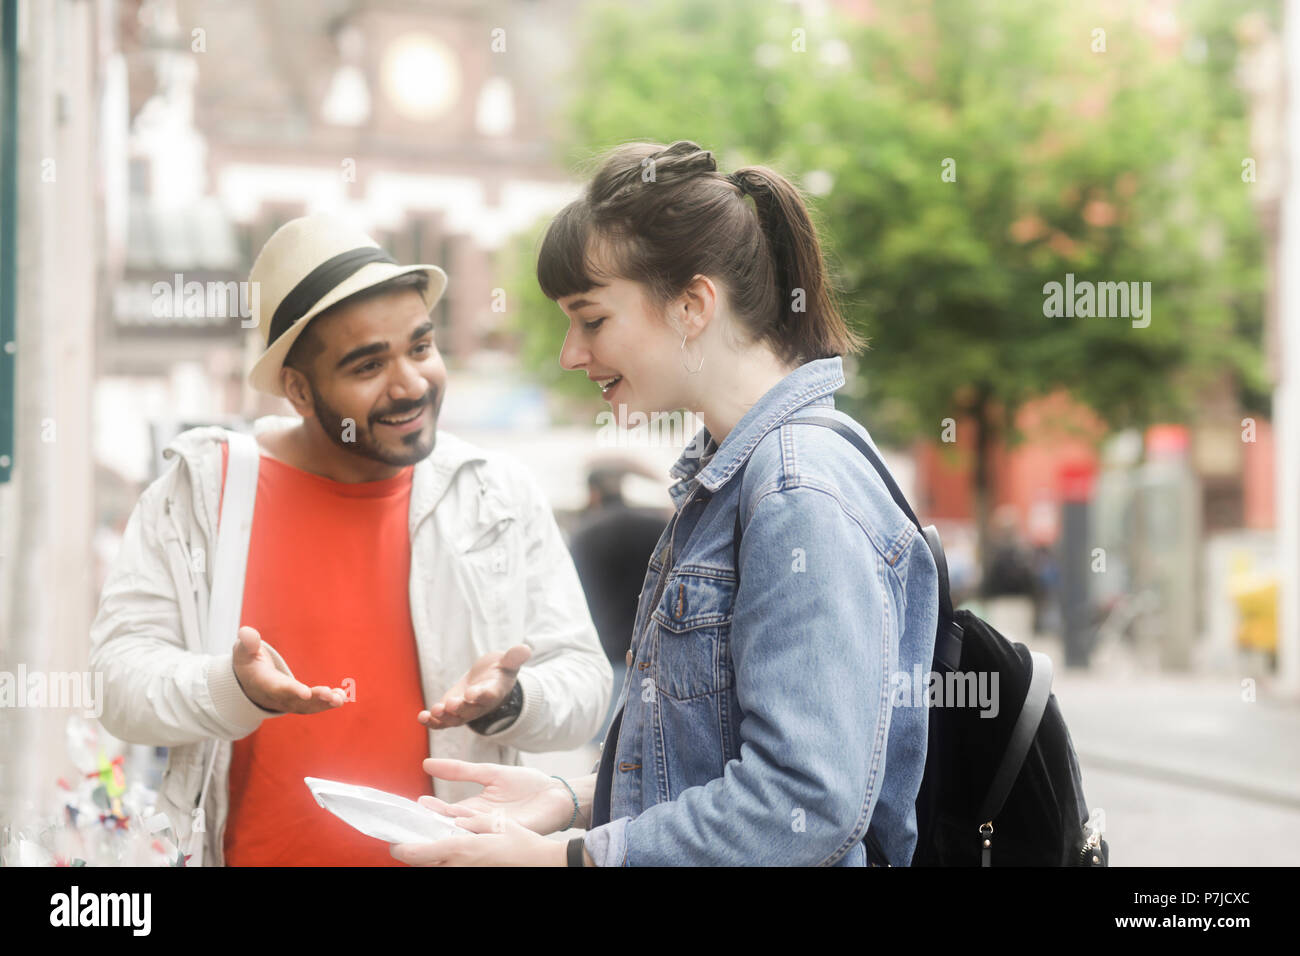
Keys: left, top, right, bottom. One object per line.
{"left": 207, "top": 429, "right": 259, "bottom": 653}
{"left": 189, "top": 428, "right": 259, "bottom": 865}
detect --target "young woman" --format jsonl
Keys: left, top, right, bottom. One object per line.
{"left": 390, "top": 140, "right": 939, "bottom": 867}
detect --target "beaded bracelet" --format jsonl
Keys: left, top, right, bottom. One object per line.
{"left": 552, "top": 775, "right": 579, "bottom": 831}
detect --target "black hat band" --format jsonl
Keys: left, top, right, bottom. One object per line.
{"left": 267, "top": 246, "right": 398, "bottom": 347}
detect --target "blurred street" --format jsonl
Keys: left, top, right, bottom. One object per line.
{"left": 1050, "top": 663, "right": 1300, "bottom": 867}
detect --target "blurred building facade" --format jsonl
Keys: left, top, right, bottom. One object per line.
{"left": 1, "top": 0, "right": 107, "bottom": 835}
{"left": 99, "top": 0, "right": 583, "bottom": 490}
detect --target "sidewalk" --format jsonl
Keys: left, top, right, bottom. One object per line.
{"left": 1024, "top": 632, "right": 1300, "bottom": 865}
{"left": 1022, "top": 633, "right": 1300, "bottom": 797}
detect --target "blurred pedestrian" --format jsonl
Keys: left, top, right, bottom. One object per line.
{"left": 981, "top": 505, "right": 1036, "bottom": 640}
{"left": 568, "top": 465, "right": 669, "bottom": 742}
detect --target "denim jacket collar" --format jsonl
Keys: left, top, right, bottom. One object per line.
{"left": 666, "top": 356, "right": 845, "bottom": 507}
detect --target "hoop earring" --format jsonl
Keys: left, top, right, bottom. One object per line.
{"left": 680, "top": 332, "right": 704, "bottom": 374}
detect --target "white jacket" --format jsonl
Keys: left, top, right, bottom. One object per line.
{"left": 89, "top": 414, "right": 612, "bottom": 865}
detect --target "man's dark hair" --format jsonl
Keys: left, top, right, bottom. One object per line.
{"left": 587, "top": 467, "right": 626, "bottom": 507}
{"left": 283, "top": 270, "right": 430, "bottom": 378}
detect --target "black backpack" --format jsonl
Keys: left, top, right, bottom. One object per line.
{"left": 733, "top": 415, "right": 1109, "bottom": 867}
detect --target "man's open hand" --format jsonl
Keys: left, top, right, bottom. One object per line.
{"left": 232, "top": 625, "right": 348, "bottom": 715}
{"left": 418, "top": 644, "right": 532, "bottom": 729}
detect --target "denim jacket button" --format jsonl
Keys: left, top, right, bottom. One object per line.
{"left": 625, "top": 649, "right": 633, "bottom": 667}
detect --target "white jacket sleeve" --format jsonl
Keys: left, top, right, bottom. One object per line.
{"left": 477, "top": 462, "right": 612, "bottom": 752}
{"left": 89, "top": 472, "right": 289, "bottom": 747}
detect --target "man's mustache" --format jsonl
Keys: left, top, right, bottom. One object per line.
{"left": 373, "top": 391, "right": 437, "bottom": 423}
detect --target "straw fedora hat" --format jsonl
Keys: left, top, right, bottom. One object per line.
{"left": 247, "top": 215, "right": 448, "bottom": 397}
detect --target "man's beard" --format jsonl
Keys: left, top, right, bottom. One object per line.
{"left": 309, "top": 380, "right": 438, "bottom": 467}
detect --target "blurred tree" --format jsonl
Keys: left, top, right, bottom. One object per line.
{"left": 504, "top": 0, "right": 1273, "bottom": 552}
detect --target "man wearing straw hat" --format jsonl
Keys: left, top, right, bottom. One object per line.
{"left": 90, "top": 215, "right": 612, "bottom": 865}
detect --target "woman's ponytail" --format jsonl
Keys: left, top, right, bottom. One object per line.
{"left": 729, "top": 166, "right": 866, "bottom": 363}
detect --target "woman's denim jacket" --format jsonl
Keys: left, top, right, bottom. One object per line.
{"left": 584, "top": 356, "right": 939, "bottom": 866}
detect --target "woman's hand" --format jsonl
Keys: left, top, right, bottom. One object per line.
{"left": 390, "top": 814, "right": 569, "bottom": 867}
{"left": 414, "top": 758, "right": 578, "bottom": 835}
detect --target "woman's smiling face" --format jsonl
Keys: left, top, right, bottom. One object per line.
{"left": 556, "top": 276, "right": 688, "bottom": 423}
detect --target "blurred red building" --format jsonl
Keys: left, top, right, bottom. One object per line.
{"left": 913, "top": 390, "right": 1275, "bottom": 542}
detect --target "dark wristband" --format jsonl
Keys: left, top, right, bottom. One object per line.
{"left": 468, "top": 680, "right": 524, "bottom": 735}
{"left": 566, "top": 836, "right": 586, "bottom": 867}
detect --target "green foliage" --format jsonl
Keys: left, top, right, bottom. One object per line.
{"left": 505, "top": 0, "right": 1274, "bottom": 439}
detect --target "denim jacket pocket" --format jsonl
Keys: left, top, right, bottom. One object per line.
{"left": 650, "top": 567, "right": 736, "bottom": 701}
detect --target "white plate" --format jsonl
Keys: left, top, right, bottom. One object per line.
{"left": 303, "top": 776, "right": 462, "bottom": 845}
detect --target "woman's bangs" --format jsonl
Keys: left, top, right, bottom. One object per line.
{"left": 538, "top": 202, "right": 595, "bottom": 300}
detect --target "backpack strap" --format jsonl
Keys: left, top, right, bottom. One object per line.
{"left": 189, "top": 428, "right": 259, "bottom": 865}
{"left": 976, "top": 651, "right": 1053, "bottom": 825}
{"left": 793, "top": 416, "right": 962, "bottom": 671}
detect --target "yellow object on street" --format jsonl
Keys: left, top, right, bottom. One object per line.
{"left": 1228, "top": 554, "right": 1278, "bottom": 653}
